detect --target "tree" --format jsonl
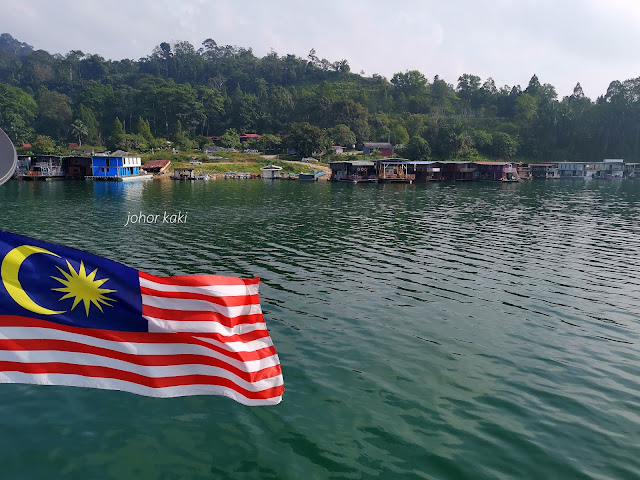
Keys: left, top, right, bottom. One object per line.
{"left": 257, "top": 133, "right": 281, "bottom": 152}
{"left": 330, "top": 124, "right": 356, "bottom": 147}
{"left": 173, "top": 119, "right": 190, "bottom": 148}
{"left": 330, "top": 99, "right": 369, "bottom": 143}
{"left": 219, "top": 128, "right": 240, "bottom": 149}
{"left": 515, "top": 93, "right": 538, "bottom": 123}
{"left": 135, "top": 116, "right": 154, "bottom": 143}
{"left": 0, "top": 83, "right": 37, "bottom": 143}
{"left": 403, "top": 136, "right": 431, "bottom": 160}
{"left": 491, "top": 132, "right": 517, "bottom": 158}
{"left": 286, "top": 122, "right": 328, "bottom": 157}
{"left": 75, "top": 104, "right": 100, "bottom": 145}
{"left": 32, "top": 134, "right": 55, "bottom": 154}
{"left": 107, "top": 117, "right": 125, "bottom": 151}
{"left": 390, "top": 124, "right": 409, "bottom": 146}
{"left": 70, "top": 120, "right": 88, "bottom": 146}
{"left": 36, "top": 88, "right": 72, "bottom": 140}
{"left": 471, "top": 130, "right": 493, "bottom": 155}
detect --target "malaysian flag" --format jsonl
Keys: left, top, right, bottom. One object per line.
{"left": 0, "top": 231, "right": 284, "bottom": 406}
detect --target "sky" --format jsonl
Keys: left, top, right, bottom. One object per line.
{"left": 1, "top": 0, "right": 639, "bottom": 99}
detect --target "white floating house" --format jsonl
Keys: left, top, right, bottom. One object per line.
{"left": 260, "top": 164, "right": 283, "bottom": 179}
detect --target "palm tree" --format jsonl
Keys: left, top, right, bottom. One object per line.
{"left": 70, "top": 120, "right": 88, "bottom": 146}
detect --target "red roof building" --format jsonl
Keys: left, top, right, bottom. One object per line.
{"left": 143, "top": 159, "right": 172, "bottom": 174}
{"left": 239, "top": 133, "right": 262, "bottom": 142}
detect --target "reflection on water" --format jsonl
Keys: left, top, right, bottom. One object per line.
{"left": 0, "top": 178, "right": 639, "bottom": 479}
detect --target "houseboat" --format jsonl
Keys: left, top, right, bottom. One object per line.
{"left": 260, "top": 164, "right": 283, "bottom": 179}
{"left": 531, "top": 164, "right": 559, "bottom": 179}
{"left": 376, "top": 159, "right": 415, "bottom": 183}
{"left": 63, "top": 156, "right": 93, "bottom": 179}
{"left": 406, "top": 161, "right": 445, "bottom": 182}
{"left": 173, "top": 168, "right": 196, "bottom": 180}
{"left": 329, "top": 161, "right": 378, "bottom": 183}
{"left": 21, "top": 155, "right": 64, "bottom": 181}
{"left": 89, "top": 151, "right": 152, "bottom": 181}
{"left": 474, "top": 162, "right": 519, "bottom": 182}
{"left": 298, "top": 170, "right": 328, "bottom": 181}
{"left": 13, "top": 155, "right": 32, "bottom": 178}
{"left": 440, "top": 161, "right": 476, "bottom": 181}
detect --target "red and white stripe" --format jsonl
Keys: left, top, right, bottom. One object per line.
{"left": 0, "top": 273, "right": 284, "bottom": 406}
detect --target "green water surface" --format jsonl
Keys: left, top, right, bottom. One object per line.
{"left": 0, "top": 178, "right": 639, "bottom": 479}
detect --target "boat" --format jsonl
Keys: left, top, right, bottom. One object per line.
{"left": 298, "top": 170, "right": 328, "bottom": 181}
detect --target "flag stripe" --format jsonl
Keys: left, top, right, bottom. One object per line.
{"left": 145, "top": 316, "right": 268, "bottom": 335}
{"left": 0, "top": 350, "right": 283, "bottom": 390}
{"left": 140, "top": 286, "right": 261, "bottom": 307}
{"left": 0, "top": 322, "right": 279, "bottom": 366}
{"left": 141, "top": 304, "right": 266, "bottom": 327}
{"left": 0, "top": 372, "right": 282, "bottom": 405}
{"left": 0, "top": 339, "right": 282, "bottom": 383}
{"left": 139, "top": 277, "right": 260, "bottom": 297}
{"left": 141, "top": 295, "right": 263, "bottom": 318}
{"left": 139, "top": 271, "right": 260, "bottom": 287}
{"left": 0, "top": 362, "right": 284, "bottom": 400}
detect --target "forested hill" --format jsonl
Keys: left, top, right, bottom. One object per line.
{"left": 0, "top": 32, "right": 639, "bottom": 162}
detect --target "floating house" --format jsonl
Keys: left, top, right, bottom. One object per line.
{"left": 362, "top": 142, "right": 394, "bottom": 157}
{"left": 440, "top": 161, "right": 476, "bottom": 181}
{"left": 172, "top": 168, "right": 196, "bottom": 180}
{"left": 624, "top": 163, "right": 639, "bottom": 178}
{"left": 90, "top": 151, "right": 148, "bottom": 181}
{"left": 63, "top": 156, "right": 92, "bottom": 178}
{"left": 601, "top": 159, "right": 624, "bottom": 178}
{"left": 557, "top": 162, "right": 588, "bottom": 177}
{"left": 260, "top": 164, "right": 283, "bottom": 179}
{"left": 22, "top": 155, "right": 64, "bottom": 181}
{"left": 531, "top": 164, "right": 559, "bottom": 179}
{"left": 329, "top": 161, "right": 378, "bottom": 183}
{"left": 474, "top": 162, "right": 519, "bottom": 181}
{"left": 407, "top": 161, "right": 445, "bottom": 182}
{"left": 376, "top": 159, "right": 416, "bottom": 183}
{"left": 143, "top": 159, "right": 172, "bottom": 174}
{"left": 516, "top": 163, "right": 532, "bottom": 180}
{"left": 13, "top": 155, "right": 32, "bottom": 178}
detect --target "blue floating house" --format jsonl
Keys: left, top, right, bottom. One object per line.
{"left": 91, "top": 150, "right": 143, "bottom": 180}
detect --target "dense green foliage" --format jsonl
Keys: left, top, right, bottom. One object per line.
{"left": 0, "top": 32, "right": 639, "bottom": 161}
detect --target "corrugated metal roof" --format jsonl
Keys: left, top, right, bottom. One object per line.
{"left": 363, "top": 142, "right": 393, "bottom": 148}
{"left": 329, "top": 161, "right": 374, "bottom": 166}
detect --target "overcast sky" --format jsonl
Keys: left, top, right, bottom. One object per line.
{"left": 1, "top": 0, "right": 638, "bottom": 99}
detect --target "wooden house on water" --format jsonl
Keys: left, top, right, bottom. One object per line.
{"left": 63, "top": 156, "right": 92, "bottom": 179}
{"left": 172, "top": 168, "right": 196, "bottom": 180}
{"left": 13, "top": 155, "right": 32, "bottom": 178}
{"left": 376, "top": 159, "right": 415, "bottom": 183}
{"left": 406, "top": 161, "right": 445, "bottom": 182}
{"left": 516, "top": 163, "right": 532, "bottom": 180}
{"left": 329, "top": 161, "right": 378, "bottom": 183}
{"left": 439, "top": 161, "right": 476, "bottom": 181}
{"left": 21, "top": 155, "right": 64, "bottom": 181}
{"left": 531, "top": 164, "right": 559, "bottom": 179}
{"left": 474, "top": 162, "right": 519, "bottom": 181}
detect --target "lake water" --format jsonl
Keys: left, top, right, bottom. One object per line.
{"left": 0, "top": 178, "right": 639, "bottom": 479}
